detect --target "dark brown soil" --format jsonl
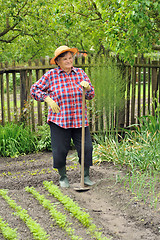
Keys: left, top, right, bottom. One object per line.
{"left": 0, "top": 151, "right": 160, "bottom": 240}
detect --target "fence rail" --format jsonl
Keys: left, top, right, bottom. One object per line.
{"left": 0, "top": 56, "right": 160, "bottom": 133}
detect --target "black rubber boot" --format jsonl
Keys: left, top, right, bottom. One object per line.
{"left": 84, "top": 167, "right": 95, "bottom": 186}
{"left": 58, "top": 166, "right": 70, "bottom": 188}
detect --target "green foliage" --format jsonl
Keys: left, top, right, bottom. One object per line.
{"left": 43, "top": 181, "right": 91, "bottom": 227}
{"left": 94, "top": 0, "right": 160, "bottom": 62}
{"left": 119, "top": 170, "right": 159, "bottom": 207}
{"left": 139, "top": 115, "right": 160, "bottom": 133}
{"left": 0, "top": 0, "right": 56, "bottom": 62}
{"left": 0, "top": 123, "right": 38, "bottom": 157}
{"left": 36, "top": 124, "right": 52, "bottom": 152}
{"left": 137, "top": 100, "right": 160, "bottom": 134}
{"left": 90, "top": 57, "right": 125, "bottom": 129}
{"left": 93, "top": 110, "right": 160, "bottom": 206}
{"left": 93, "top": 127, "right": 160, "bottom": 173}
{"left": 0, "top": 0, "right": 159, "bottom": 63}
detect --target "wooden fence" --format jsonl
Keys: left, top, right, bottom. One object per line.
{"left": 0, "top": 55, "right": 160, "bottom": 133}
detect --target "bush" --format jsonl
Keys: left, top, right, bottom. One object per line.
{"left": 36, "top": 124, "right": 52, "bottom": 152}
{"left": 0, "top": 123, "right": 38, "bottom": 157}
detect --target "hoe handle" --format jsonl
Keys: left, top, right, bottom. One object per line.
{"left": 81, "top": 87, "right": 85, "bottom": 188}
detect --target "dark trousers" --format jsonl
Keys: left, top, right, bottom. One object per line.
{"left": 49, "top": 122, "right": 93, "bottom": 169}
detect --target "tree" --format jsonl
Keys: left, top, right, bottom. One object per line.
{"left": 64, "top": 0, "right": 160, "bottom": 62}
{"left": 95, "top": 0, "right": 160, "bottom": 62}
{"left": 0, "top": 0, "right": 58, "bottom": 62}
{"left": 0, "top": 0, "right": 159, "bottom": 63}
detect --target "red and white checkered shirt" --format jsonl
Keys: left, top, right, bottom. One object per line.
{"left": 30, "top": 66, "right": 95, "bottom": 128}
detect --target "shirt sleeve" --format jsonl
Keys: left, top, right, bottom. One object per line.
{"left": 80, "top": 69, "right": 95, "bottom": 100}
{"left": 30, "top": 71, "right": 51, "bottom": 102}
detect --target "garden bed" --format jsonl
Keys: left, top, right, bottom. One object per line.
{"left": 0, "top": 150, "right": 160, "bottom": 240}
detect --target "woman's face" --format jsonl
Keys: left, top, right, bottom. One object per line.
{"left": 57, "top": 52, "right": 73, "bottom": 73}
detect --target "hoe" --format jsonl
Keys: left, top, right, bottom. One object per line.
{"left": 74, "top": 87, "right": 90, "bottom": 192}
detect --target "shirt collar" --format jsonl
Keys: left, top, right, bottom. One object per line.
{"left": 57, "top": 66, "right": 77, "bottom": 74}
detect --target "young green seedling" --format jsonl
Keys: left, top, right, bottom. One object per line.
{"left": 25, "top": 186, "right": 83, "bottom": 240}
{"left": 43, "top": 181, "right": 110, "bottom": 240}
{"left": 0, "top": 216, "right": 19, "bottom": 240}
{"left": 0, "top": 189, "right": 49, "bottom": 240}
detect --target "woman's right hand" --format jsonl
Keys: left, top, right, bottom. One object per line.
{"left": 80, "top": 81, "right": 91, "bottom": 91}
{"left": 44, "top": 96, "right": 60, "bottom": 113}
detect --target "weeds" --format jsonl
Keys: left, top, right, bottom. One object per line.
{"left": 93, "top": 110, "right": 160, "bottom": 207}
{"left": 118, "top": 170, "right": 159, "bottom": 206}
{"left": 0, "top": 123, "right": 37, "bottom": 157}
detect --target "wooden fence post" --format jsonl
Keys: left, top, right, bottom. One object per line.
{"left": 148, "top": 58, "right": 151, "bottom": 114}
{"left": 5, "top": 62, "right": 11, "bottom": 123}
{"left": 152, "top": 61, "right": 158, "bottom": 115}
{"left": 158, "top": 66, "right": 160, "bottom": 104}
{"left": 28, "top": 60, "right": 35, "bottom": 131}
{"left": 35, "top": 60, "right": 42, "bottom": 126}
{"left": 117, "top": 58, "right": 126, "bottom": 129}
{"left": 126, "top": 65, "right": 131, "bottom": 126}
{"left": 142, "top": 58, "right": 146, "bottom": 116}
{"left": 20, "top": 70, "right": 27, "bottom": 122}
{"left": 0, "top": 63, "right": 5, "bottom": 125}
{"left": 137, "top": 57, "right": 141, "bottom": 122}
{"left": 131, "top": 58, "right": 137, "bottom": 125}
{"left": 12, "top": 61, "right": 17, "bottom": 122}
{"left": 74, "top": 55, "right": 78, "bottom": 65}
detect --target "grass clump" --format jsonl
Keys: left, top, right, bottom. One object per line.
{"left": 93, "top": 129, "right": 160, "bottom": 172}
{"left": 0, "top": 123, "right": 38, "bottom": 157}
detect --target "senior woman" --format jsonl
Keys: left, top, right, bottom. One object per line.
{"left": 30, "top": 45, "right": 95, "bottom": 188}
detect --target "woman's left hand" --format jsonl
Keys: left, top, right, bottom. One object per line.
{"left": 80, "top": 81, "right": 91, "bottom": 91}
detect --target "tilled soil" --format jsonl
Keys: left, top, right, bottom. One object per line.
{"left": 0, "top": 151, "right": 160, "bottom": 240}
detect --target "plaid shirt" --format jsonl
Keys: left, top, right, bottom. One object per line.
{"left": 30, "top": 66, "right": 95, "bottom": 128}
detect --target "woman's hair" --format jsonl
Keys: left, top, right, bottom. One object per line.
{"left": 55, "top": 51, "right": 74, "bottom": 65}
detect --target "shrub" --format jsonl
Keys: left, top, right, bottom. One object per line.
{"left": 36, "top": 124, "right": 52, "bottom": 152}
{"left": 0, "top": 123, "right": 38, "bottom": 157}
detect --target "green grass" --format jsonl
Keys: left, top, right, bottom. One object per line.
{"left": 0, "top": 123, "right": 38, "bottom": 157}
{"left": 93, "top": 106, "right": 160, "bottom": 207}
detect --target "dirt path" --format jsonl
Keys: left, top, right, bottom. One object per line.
{"left": 0, "top": 151, "right": 160, "bottom": 240}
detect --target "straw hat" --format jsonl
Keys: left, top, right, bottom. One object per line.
{"left": 50, "top": 45, "right": 78, "bottom": 65}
